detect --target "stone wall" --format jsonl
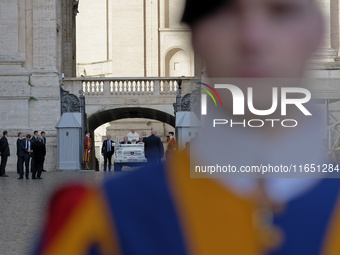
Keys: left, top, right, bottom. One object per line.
{"left": 76, "top": 0, "right": 194, "bottom": 78}
{"left": 0, "top": 0, "right": 68, "bottom": 172}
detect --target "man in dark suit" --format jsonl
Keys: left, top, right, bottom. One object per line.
{"left": 120, "top": 136, "right": 131, "bottom": 144}
{"left": 31, "top": 136, "right": 46, "bottom": 179}
{"left": 0, "top": 131, "right": 10, "bottom": 177}
{"left": 40, "top": 131, "right": 46, "bottom": 172}
{"left": 22, "top": 134, "right": 33, "bottom": 179}
{"left": 101, "top": 134, "right": 114, "bottom": 172}
{"left": 31, "top": 130, "right": 38, "bottom": 173}
{"left": 17, "top": 132, "right": 24, "bottom": 178}
{"left": 144, "top": 129, "right": 164, "bottom": 165}
{"left": 31, "top": 131, "right": 38, "bottom": 142}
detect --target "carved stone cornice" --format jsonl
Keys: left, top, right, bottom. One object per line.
{"left": 0, "top": 55, "right": 25, "bottom": 65}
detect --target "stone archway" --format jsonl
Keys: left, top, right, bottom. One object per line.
{"left": 86, "top": 107, "right": 175, "bottom": 170}
{"left": 88, "top": 107, "right": 175, "bottom": 131}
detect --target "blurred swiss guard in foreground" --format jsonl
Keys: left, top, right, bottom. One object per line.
{"left": 35, "top": 0, "right": 340, "bottom": 254}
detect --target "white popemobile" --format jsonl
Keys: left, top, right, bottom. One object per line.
{"left": 113, "top": 136, "right": 147, "bottom": 171}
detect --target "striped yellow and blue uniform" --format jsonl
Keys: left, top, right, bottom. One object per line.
{"left": 83, "top": 137, "right": 91, "bottom": 161}
{"left": 35, "top": 152, "right": 340, "bottom": 255}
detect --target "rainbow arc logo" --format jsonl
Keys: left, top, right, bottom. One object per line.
{"left": 196, "top": 81, "right": 223, "bottom": 107}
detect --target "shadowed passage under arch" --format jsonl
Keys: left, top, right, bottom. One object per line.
{"left": 88, "top": 107, "right": 175, "bottom": 132}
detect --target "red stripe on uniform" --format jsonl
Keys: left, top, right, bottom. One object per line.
{"left": 40, "top": 184, "right": 90, "bottom": 253}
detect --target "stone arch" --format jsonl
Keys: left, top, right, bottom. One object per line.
{"left": 88, "top": 107, "right": 175, "bottom": 132}
{"left": 86, "top": 107, "right": 175, "bottom": 169}
{"left": 164, "top": 47, "right": 191, "bottom": 77}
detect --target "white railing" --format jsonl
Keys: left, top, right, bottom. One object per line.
{"left": 63, "top": 77, "right": 194, "bottom": 96}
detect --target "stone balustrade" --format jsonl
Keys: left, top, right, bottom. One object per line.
{"left": 63, "top": 77, "right": 194, "bottom": 96}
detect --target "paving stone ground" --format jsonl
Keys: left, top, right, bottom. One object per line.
{"left": 0, "top": 170, "right": 114, "bottom": 255}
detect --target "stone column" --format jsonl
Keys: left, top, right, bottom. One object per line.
{"left": 315, "top": 0, "right": 338, "bottom": 62}
{"left": 61, "top": 0, "right": 78, "bottom": 77}
{"left": 145, "top": 0, "right": 159, "bottom": 77}
{"left": 31, "top": 0, "right": 61, "bottom": 171}
{"left": 334, "top": 0, "right": 340, "bottom": 62}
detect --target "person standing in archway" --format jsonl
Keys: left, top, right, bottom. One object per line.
{"left": 144, "top": 129, "right": 164, "bottom": 165}
{"left": 101, "top": 134, "right": 114, "bottom": 172}
{"left": 83, "top": 131, "right": 91, "bottom": 170}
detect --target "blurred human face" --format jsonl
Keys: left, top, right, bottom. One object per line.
{"left": 192, "top": 0, "right": 323, "bottom": 78}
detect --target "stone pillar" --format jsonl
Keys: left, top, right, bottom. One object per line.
{"left": 145, "top": 0, "right": 159, "bottom": 77}
{"left": 334, "top": 0, "right": 340, "bottom": 62}
{"left": 315, "top": 0, "right": 338, "bottom": 62}
{"left": 61, "top": 0, "right": 78, "bottom": 77}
